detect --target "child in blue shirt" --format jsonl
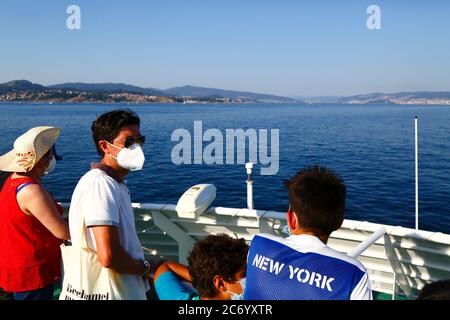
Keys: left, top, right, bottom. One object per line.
{"left": 154, "top": 234, "right": 248, "bottom": 300}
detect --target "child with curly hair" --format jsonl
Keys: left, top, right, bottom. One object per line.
{"left": 154, "top": 233, "right": 248, "bottom": 300}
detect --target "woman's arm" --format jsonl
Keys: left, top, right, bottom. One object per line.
{"left": 17, "top": 184, "right": 70, "bottom": 240}
{"left": 154, "top": 261, "right": 191, "bottom": 283}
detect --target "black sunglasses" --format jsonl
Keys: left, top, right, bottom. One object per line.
{"left": 44, "top": 145, "right": 63, "bottom": 161}
{"left": 52, "top": 144, "right": 63, "bottom": 161}
{"left": 123, "top": 135, "right": 146, "bottom": 148}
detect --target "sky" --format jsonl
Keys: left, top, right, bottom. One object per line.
{"left": 0, "top": 0, "right": 449, "bottom": 97}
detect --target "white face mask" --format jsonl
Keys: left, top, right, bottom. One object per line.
{"left": 44, "top": 156, "right": 56, "bottom": 175}
{"left": 226, "top": 278, "right": 246, "bottom": 300}
{"left": 107, "top": 142, "right": 145, "bottom": 171}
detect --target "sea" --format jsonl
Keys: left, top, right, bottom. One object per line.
{"left": 0, "top": 102, "right": 449, "bottom": 233}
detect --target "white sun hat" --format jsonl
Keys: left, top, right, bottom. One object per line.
{"left": 0, "top": 126, "right": 60, "bottom": 173}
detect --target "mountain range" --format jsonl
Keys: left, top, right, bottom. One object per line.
{"left": 331, "top": 92, "right": 450, "bottom": 105}
{"left": 48, "top": 82, "right": 165, "bottom": 96}
{"left": 164, "top": 85, "right": 296, "bottom": 102}
{"left": 0, "top": 80, "right": 298, "bottom": 103}
{"left": 0, "top": 80, "right": 47, "bottom": 94}
{"left": 1, "top": 80, "right": 449, "bottom": 105}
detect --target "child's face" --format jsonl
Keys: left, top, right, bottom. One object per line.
{"left": 225, "top": 268, "right": 246, "bottom": 295}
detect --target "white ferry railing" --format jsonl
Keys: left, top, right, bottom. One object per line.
{"left": 60, "top": 202, "right": 450, "bottom": 299}
{"left": 348, "top": 227, "right": 387, "bottom": 258}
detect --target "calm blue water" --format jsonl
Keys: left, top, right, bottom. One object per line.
{"left": 0, "top": 103, "right": 449, "bottom": 233}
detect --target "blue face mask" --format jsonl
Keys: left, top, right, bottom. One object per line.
{"left": 227, "top": 278, "right": 246, "bottom": 300}
{"left": 282, "top": 224, "right": 291, "bottom": 237}
{"left": 282, "top": 207, "right": 297, "bottom": 237}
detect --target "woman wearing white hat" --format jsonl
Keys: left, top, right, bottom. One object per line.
{"left": 0, "top": 126, "right": 70, "bottom": 300}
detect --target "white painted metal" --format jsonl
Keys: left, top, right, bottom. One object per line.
{"left": 175, "top": 184, "right": 216, "bottom": 219}
{"left": 246, "top": 162, "right": 254, "bottom": 210}
{"left": 247, "top": 181, "right": 254, "bottom": 210}
{"left": 59, "top": 202, "right": 450, "bottom": 299}
{"left": 392, "top": 274, "right": 398, "bottom": 300}
{"left": 150, "top": 210, "right": 196, "bottom": 265}
{"left": 348, "top": 227, "right": 387, "bottom": 258}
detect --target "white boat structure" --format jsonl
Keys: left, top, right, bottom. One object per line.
{"left": 128, "top": 202, "right": 449, "bottom": 300}
{"left": 61, "top": 117, "right": 450, "bottom": 300}
{"left": 60, "top": 181, "right": 450, "bottom": 300}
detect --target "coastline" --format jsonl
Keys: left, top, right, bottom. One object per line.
{"left": 1, "top": 100, "right": 450, "bottom": 107}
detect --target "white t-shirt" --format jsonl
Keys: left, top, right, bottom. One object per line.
{"left": 69, "top": 168, "right": 149, "bottom": 300}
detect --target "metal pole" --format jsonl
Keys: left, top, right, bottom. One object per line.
{"left": 246, "top": 163, "right": 254, "bottom": 210}
{"left": 247, "top": 180, "right": 253, "bottom": 210}
{"left": 415, "top": 116, "right": 419, "bottom": 230}
{"left": 347, "top": 227, "right": 387, "bottom": 258}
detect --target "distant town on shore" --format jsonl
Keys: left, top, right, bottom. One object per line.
{"left": 1, "top": 80, "right": 450, "bottom": 105}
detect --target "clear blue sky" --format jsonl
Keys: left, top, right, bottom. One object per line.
{"left": 1, "top": 0, "right": 449, "bottom": 96}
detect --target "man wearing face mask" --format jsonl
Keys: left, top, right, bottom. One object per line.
{"left": 0, "top": 126, "right": 69, "bottom": 300}
{"left": 68, "top": 109, "right": 151, "bottom": 300}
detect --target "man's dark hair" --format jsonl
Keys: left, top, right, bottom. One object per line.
{"left": 284, "top": 165, "right": 346, "bottom": 236}
{"left": 91, "top": 109, "right": 140, "bottom": 156}
{"left": 187, "top": 234, "right": 249, "bottom": 298}
{"left": 418, "top": 280, "right": 450, "bottom": 300}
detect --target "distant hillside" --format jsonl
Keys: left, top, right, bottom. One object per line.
{"left": 48, "top": 82, "right": 165, "bottom": 96}
{"left": 334, "top": 91, "right": 450, "bottom": 104}
{"left": 0, "top": 80, "right": 46, "bottom": 94}
{"left": 0, "top": 80, "right": 300, "bottom": 104}
{"left": 294, "top": 95, "right": 343, "bottom": 103}
{"left": 164, "top": 85, "right": 298, "bottom": 102}
{"left": 2, "top": 80, "right": 449, "bottom": 105}
{"left": 47, "top": 82, "right": 298, "bottom": 102}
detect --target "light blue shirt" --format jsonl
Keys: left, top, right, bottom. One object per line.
{"left": 155, "top": 271, "right": 200, "bottom": 300}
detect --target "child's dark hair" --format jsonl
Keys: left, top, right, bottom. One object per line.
{"left": 188, "top": 234, "right": 249, "bottom": 298}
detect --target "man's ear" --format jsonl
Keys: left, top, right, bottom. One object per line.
{"left": 287, "top": 209, "right": 298, "bottom": 230}
{"left": 213, "top": 275, "right": 227, "bottom": 293}
{"left": 98, "top": 140, "right": 110, "bottom": 155}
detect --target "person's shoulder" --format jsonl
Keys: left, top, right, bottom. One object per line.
{"left": 17, "top": 182, "right": 45, "bottom": 198}
{"left": 252, "top": 234, "right": 368, "bottom": 273}
{"left": 78, "top": 169, "right": 117, "bottom": 189}
{"left": 250, "top": 233, "right": 288, "bottom": 248}
{"left": 15, "top": 183, "right": 54, "bottom": 213}
{"left": 81, "top": 168, "right": 106, "bottom": 180}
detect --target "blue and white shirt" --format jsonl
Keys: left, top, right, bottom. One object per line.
{"left": 244, "top": 234, "right": 372, "bottom": 300}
